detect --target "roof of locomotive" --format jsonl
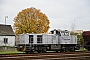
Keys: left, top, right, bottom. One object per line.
{"left": 20, "top": 29, "right": 70, "bottom": 36}
{"left": 20, "top": 33, "right": 55, "bottom": 36}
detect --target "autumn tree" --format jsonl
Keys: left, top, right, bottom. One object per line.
{"left": 13, "top": 7, "right": 50, "bottom": 35}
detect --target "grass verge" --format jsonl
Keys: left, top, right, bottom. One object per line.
{"left": 0, "top": 50, "right": 23, "bottom": 54}
{"left": 75, "top": 48, "right": 87, "bottom": 51}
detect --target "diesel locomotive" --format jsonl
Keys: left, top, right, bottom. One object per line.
{"left": 17, "top": 29, "right": 80, "bottom": 53}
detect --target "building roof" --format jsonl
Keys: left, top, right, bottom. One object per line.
{"left": 0, "top": 24, "right": 15, "bottom": 36}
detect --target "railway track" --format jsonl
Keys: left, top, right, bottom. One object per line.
{"left": 0, "top": 51, "right": 90, "bottom": 60}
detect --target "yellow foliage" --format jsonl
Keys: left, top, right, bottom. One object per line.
{"left": 13, "top": 7, "right": 50, "bottom": 35}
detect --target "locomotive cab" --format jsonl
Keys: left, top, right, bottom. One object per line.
{"left": 50, "top": 29, "right": 61, "bottom": 35}
{"left": 60, "top": 30, "right": 70, "bottom": 36}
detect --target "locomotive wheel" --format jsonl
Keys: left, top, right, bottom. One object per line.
{"left": 65, "top": 48, "right": 71, "bottom": 52}
{"left": 65, "top": 48, "right": 68, "bottom": 52}
{"left": 71, "top": 48, "right": 75, "bottom": 52}
{"left": 42, "top": 49, "right": 46, "bottom": 53}
{"left": 60, "top": 49, "right": 64, "bottom": 52}
{"left": 56, "top": 50, "right": 58, "bottom": 52}
{"left": 30, "top": 51, "right": 34, "bottom": 53}
{"left": 37, "top": 50, "right": 41, "bottom": 53}
{"left": 25, "top": 51, "right": 29, "bottom": 53}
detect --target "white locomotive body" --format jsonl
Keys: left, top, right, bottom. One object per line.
{"left": 17, "top": 29, "right": 80, "bottom": 53}
{"left": 19, "top": 34, "right": 59, "bottom": 44}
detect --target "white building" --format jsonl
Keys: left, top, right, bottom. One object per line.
{"left": 0, "top": 24, "right": 15, "bottom": 46}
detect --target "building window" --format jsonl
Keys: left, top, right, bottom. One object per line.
{"left": 4, "top": 38, "right": 8, "bottom": 44}
{"left": 29, "top": 35, "right": 33, "bottom": 43}
{"left": 37, "top": 35, "right": 42, "bottom": 43}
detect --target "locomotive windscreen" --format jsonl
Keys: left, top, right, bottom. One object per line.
{"left": 61, "top": 31, "right": 69, "bottom": 36}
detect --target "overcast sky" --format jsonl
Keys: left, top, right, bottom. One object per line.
{"left": 0, "top": 0, "right": 90, "bottom": 31}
